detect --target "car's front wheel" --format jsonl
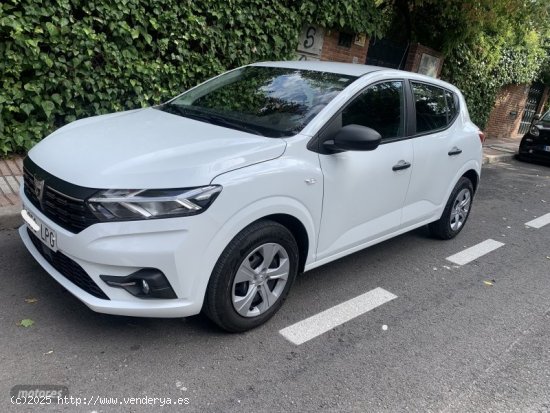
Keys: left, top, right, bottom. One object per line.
{"left": 429, "top": 177, "right": 474, "bottom": 240}
{"left": 203, "top": 220, "right": 299, "bottom": 332}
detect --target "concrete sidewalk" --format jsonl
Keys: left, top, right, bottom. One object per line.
{"left": 0, "top": 140, "right": 522, "bottom": 231}
{"left": 482, "top": 135, "right": 521, "bottom": 165}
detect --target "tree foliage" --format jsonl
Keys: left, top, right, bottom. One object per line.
{"left": 0, "top": 0, "right": 385, "bottom": 155}
{"left": 384, "top": 0, "right": 550, "bottom": 128}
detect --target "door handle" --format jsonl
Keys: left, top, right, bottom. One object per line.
{"left": 448, "top": 147, "right": 462, "bottom": 156}
{"left": 392, "top": 160, "right": 411, "bottom": 171}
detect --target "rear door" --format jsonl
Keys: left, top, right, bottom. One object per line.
{"left": 401, "top": 81, "right": 466, "bottom": 227}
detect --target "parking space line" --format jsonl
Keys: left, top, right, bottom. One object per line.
{"left": 446, "top": 239, "right": 505, "bottom": 266}
{"left": 525, "top": 213, "right": 550, "bottom": 229}
{"left": 279, "top": 287, "right": 397, "bottom": 345}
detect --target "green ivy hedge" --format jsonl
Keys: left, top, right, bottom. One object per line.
{"left": 442, "top": 30, "right": 548, "bottom": 129}
{"left": 0, "top": 0, "right": 385, "bottom": 156}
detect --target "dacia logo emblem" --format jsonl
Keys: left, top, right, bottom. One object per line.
{"left": 33, "top": 175, "right": 45, "bottom": 205}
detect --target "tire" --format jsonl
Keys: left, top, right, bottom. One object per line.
{"left": 203, "top": 220, "right": 299, "bottom": 332}
{"left": 429, "top": 177, "right": 474, "bottom": 240}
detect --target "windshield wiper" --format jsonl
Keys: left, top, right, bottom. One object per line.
{"left": 161, "top": 104, "right": 265, "bottom": 136}
{"left": 199, "top": 113, "right": 266, "bottom": 136}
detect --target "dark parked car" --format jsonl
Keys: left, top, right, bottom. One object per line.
{"left": 518, "top": 110, "right": 550, "bottom": 163}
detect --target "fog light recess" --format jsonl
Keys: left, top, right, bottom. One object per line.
{"left": 100, "top": 269, "right": 177, "bottom": 299}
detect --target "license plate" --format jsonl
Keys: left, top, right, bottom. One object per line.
{"left": 22, "top": 208, "right": 58, "bottom": 252}
{"left": 544, "top": 146, "right": 550, "bottom": 152}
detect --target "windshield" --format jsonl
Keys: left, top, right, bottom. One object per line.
{"left": 542, "top": 110, "right": 550, "bottom": 122}
{"left": 159, "top": 66, "right": 357, "bottom": 137}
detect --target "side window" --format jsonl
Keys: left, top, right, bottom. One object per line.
{"left": 412, "top": 82, "right": 448, "bottom": 133}
{"left": 342, "top": 81, "right": 404, "bottom": 140}
{"left": 445, "top": 90, "right": 459, "bottom": 122}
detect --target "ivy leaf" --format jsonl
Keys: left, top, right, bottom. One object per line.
{"left": 41, "top": 101, "right": 55, "bottom": 119}
{"left": 20, "top": 103, "right": 34, "bottom": 116}
{"left": 51, "top": 94, "right": 63, "bottom": 106}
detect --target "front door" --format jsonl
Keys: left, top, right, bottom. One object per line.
{"left": 317, "top": 80, "right": 413, "bottom": 261}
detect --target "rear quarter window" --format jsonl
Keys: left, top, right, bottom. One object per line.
{"left": 412, "top": 82, "right": 459, "bottom": 134}
{"left": 445, "top": 90, "right": 459, "bottom": 122}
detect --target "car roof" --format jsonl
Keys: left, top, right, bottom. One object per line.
{"left": 251, "top": 61, "right": 383, "bottom": 77}
{"left": 250, "top": 60, "right": 459, "bottom": 92}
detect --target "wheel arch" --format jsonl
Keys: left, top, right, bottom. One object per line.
{"left": 256, "top": 213, "right": 309, "bottom": 274}
{"left": 462, "top": 169, "right": 479, "bottom": 193}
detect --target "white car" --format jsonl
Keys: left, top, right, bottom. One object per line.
{"left": 20, "top": 61, "right": 482, "bottom": 332}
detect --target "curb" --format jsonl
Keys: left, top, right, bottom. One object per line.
{"left": 0, "top": 205, "right": 21, "bottom": 231}
{"left": 482, "top": 152, "right": 516, "bottom": 165}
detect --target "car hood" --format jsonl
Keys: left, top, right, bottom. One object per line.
{"left": 28, "top": 108, "right": 287, "bottom": 189}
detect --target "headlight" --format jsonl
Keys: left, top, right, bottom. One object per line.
{"left": 87, "top": 185, "right": 222, "bottom": 221}
{"left": 529, "top": 125, "right": 540, "bottom": 137}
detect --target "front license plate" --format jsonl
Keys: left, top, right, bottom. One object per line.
{"left": 22, "top": 208, "right": 58, "bottom": 252}
{"left": 543, "top": 145, "right": 550, "bottom": 152}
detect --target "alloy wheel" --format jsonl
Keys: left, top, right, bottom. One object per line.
{"left": 232, "top": 243, "right": 290, "bottom": 318}
{"left": 449, "top": 188, "right": 471, "bottom": 231}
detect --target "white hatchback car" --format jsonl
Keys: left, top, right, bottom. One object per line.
{"left": 20, "top": 61, "right": 482, "bottom": 332}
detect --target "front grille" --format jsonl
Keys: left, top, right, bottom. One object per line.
{"left": 27, "top": 228, "right": 109, "bottom": 300}
{"left": 23, "top": 158, "right": 100, "bottom": 233}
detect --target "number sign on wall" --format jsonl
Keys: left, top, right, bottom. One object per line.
{"left": 296, "top": 25, "right": 324, "bottom": 61}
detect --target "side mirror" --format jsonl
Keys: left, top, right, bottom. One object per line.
{"left": 324, "top": 124, "right": 382, "bottom": 152}
{"left": 533, "top": 114, "right": 541, "bottom": 122}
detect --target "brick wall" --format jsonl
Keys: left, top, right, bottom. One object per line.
{"left": 403, "top": 43, "right": 444, "bottom": 77}
{"left": 484, "top": 84, "right": 529, "bottom": 140}
{"left": 319, "top": 30, "right": 369, "bottom": 64}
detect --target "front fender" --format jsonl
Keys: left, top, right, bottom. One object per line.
{"left": 189, "top": 151, "right": 323, "bottom": 309}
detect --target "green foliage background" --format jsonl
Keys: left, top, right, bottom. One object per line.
{"left": 387, "top": 0, "right": 550, "bottom": 128}
{"left": 0, "top": 0, "right": 386, "bottom": 156}
{"left": 1, "top": 0, "right": 549, "bottom": 155}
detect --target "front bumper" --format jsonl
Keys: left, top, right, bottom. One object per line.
{"left": 518, "top": 144, "right": 550, "bottom": 162}
{"left": 19, "top": 191, "right": 220, "bottom": 318}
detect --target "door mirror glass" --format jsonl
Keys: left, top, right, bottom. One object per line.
{"left": 325, "top": 124, "right": 382, "bottom": 152}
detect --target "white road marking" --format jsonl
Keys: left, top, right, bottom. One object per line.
{"left": 525, "top": 213, "right": 550, "bottom": 229}
{"left": 446, "top": 239, "right": 505, "bottom": 266}
{"left": 279, "top": 287, "right": 397, "bottom": 345}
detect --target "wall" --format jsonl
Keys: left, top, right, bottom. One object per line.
{"left": 403, "top": 43, "right": 444, "bottom": 78}
{"left": 484, "top": 84, "right": 529, "bottom": 140}
{"left": 319, "top": 30, "right": 369, "bottom": 64}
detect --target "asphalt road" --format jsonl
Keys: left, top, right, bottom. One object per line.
{"left": 1, "top": 159, "right": 549, "bottom": 413}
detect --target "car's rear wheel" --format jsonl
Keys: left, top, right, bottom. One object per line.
{"left": 429, "top": 177, "right": 474, "bottom": 240}
{"left": 203, "top": 220, "right": 299, "bottom": 332}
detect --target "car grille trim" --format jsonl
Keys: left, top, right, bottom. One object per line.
{"left": 23, "top": 158, "right": 100, "bottom": 233}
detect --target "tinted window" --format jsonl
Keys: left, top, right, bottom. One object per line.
{"left": 412, "top": 83, "right": 448, "bottom": 133}
{"left": 445, "top": 90, "right": 458, "bottom": 121}
{"left": 161, "top": 66, "right": 357, "bottom": 138}
{"left": 342, "top": 81, "right": 404, "bottom": 140}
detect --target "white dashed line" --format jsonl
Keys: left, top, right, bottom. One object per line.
{"left": 446, "top": 239, "right": 505, "bottom": 266}
{"left": 279, "top": 287, "right": 397, "bottom": 345}
{"left": 525, "top": 213, "right": 550, "bottom": 229}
